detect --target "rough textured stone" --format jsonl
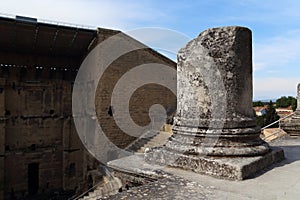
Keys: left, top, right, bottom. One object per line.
{"left": 145, "top": 146, "right": 284, "bottom": 180}
{"left": 176, "top": 26, "right": 254, "bottom": 128}
{"left": 107, "top": 136, "right": 300, "bottom": 199}
{"left": 168, "top": 26, "right": 269, "bottom": 156}
{"left": 282, "top": 83, "right": 300, "bottom": 135}
{"left": 0, "top": 24, "right": 176, "bottom": 199}
{"left": 145, "top": 26, "right": 284, "bottom": 180}
{"left": 298, "top": 83, "right": 300, "bottom": 113}
{"left": 107, "top": 175, "right": 208, "bottom": 200}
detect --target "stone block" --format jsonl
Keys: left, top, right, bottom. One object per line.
{"left": 145, "top": 147, "right": 284, "bottom": 180}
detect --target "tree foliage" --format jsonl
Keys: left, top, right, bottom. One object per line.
{"left": 276, "top": 96, "right": 297, "bottom": 111}
{"left": 253, "top": 101, "right": 265, "bottom": 107}
{"left": 256, "top": 101, "right": 280, "bottom": 128}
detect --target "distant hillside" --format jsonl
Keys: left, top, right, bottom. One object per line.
{"left": 253, "top": 98, "right": 277, "bottom": 102}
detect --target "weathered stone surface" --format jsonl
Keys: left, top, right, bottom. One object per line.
{"left": 282, "top": 83, "right": 300, "bottom": 135}
{"left": 157, "top": 26, "right": 268, "bottom": 156}
{"left": 107, "top": 137, "right": 300, "bottom": 199}
{"left": 0, "top": 25, "right": 176, "bottom": 199}
{"left": 145, "top": 26, "right": 284, "bottom": 180}
{"left": 107, "top": 175, "right": 208, "bottom": 200}
{"left": 145, "top": 147, "right": 284, "bottom": 180}
{"left": 297, "top": 83, "right": 300, "bottom": 113}
{"left": 176, "top": 26, "right": 255, "bottom": 128}
{"left": 170, "top": 26, "right": 270, "bottom": 156}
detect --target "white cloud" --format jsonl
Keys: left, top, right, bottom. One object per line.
{"left": 1, "top": 0, "right": 299, "bottom": 100}
{"left": 253, "top": 30, "right": 300, "bottom": 99}
{"left": 126, "top": 27, "right": 191, "bottom": 57}
{"left": 0, "top": 0, "right": 166, "bottom": 30}
{"left": 253, "top": 29, "right": 300, "bottom": 71}
{"left": 254, "top": 77, "right": 299, "bottom": 99}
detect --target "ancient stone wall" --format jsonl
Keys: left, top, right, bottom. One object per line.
{"left": 0, "top": 29, "right": 176, "bottom": 199}
{"left": 95, "top": 48, "right": 176, "bottom": 148}
{"left": 1, "top": 68, "right": 86, "bottom": 198}
{"left": 0, "top": 78, "right": 5, "bottom": 199}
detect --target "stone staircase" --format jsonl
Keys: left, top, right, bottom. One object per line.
{"left": 136, "top": 131, "right": 172, "bottom": 153}
{"left": 125, "top": 124, "right": 173, "bottom": 153}
{"left": 77, "top": 176, "right": 122, "bottom": 200}
{"left": 72, "top": 166, "right": 122, "bottom": 200}
{"left": 75, "top": 128, "right": 172, "bottom": 200}
{"left": 125, "top": 130, "right": 159, "bottom": 152}
{"left": 261, "top": 128, "right": 287, "bottom": 142}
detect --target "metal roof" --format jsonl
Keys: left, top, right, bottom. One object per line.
{"left": 0, "top": 15, "right": 175, "bottom": 71}
{"left": 0, "top": 15, "right": 98, "bottom": 68}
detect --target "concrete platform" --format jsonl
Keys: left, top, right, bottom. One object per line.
{"left": 107, "top": 136, "right": 300, "bottom": 199}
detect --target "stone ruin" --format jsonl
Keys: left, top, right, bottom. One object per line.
{"left": 145, "top": 26, "right": 284, "bottom": 180}
{"left": 282, "top": 83, "right": 300, "bottom": 135}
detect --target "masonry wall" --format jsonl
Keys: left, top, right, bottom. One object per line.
{"left": 0, "top": 78, "right": 5, "bottom": 200}
{"left": 0, "top": 67, "right": 86, "bottom": 199}
{"left": 0, "top": 29, "right": 177, "bottom": 199}
{"left": 95, "top": 49, "right": 176, "bottom": 148}
{"left": 94, "top": 31, "right": 177, "bottom": 149}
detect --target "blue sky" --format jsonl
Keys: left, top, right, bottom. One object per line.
{"left": 0, "top": 0, "right": 299, "bottom": 100}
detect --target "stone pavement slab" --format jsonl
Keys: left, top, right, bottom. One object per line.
{"left": 107, "top": 136, "right": 300, "bottom": 200}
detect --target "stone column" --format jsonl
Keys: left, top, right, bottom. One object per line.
{"left": 296, "top": 83, "right": 300, "bottom": 114}
{"left": 145, "top": 26, "right": 284, "bottom": 180}
{"left": 282, "top": 83, "right": 300, "bottom": 135}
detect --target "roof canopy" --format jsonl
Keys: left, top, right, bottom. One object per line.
{"left": 0, "top": 16, "right": 98, "bottom": 68}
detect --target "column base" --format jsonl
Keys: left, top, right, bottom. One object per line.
{"left": 282, "top": 115, "right": 300, "bottom": 136}
{"left": 144, "top": 146, "right": 284, "bottom": 180}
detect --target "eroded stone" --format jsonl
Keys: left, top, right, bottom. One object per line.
{"left": 282, "top": 83, "right": 300, "bottom": 136}
{"left": 145, "top": 26, "right": 284, "bottom": 180}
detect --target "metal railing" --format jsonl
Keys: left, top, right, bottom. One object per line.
{"left": 261, "top": 112, "right": 295, "bottom": 140}
{"left": 261, "top": 112, "right": 294, "bottom": 130}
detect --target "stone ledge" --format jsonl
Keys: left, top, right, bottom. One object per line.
{"left": 144, "top": 147, "right": 284, "bottom": 180}
{"left": 107, "top": 153, "right": 167, "bottom": 181}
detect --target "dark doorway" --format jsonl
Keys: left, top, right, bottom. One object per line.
{"left": 28, "top": 163, "right": 39, "bottom": 195}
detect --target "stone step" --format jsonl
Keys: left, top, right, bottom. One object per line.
{"left": 262, "top": 128, "right": 287, "bottom": 142}
{"left": 137, "top": 131, "right": 172, "bottom": 153}
{"left": 125, "top": 130, "right": 159, "bottom": 152}
{"left": 79, "top": 177, "right": 122, "bottom": 200}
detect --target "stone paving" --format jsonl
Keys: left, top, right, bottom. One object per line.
{"left": 104, "top": 175, "right": 210, "bottom": 200}
{"left": 105, "top": 135, "right": 300, "bottom": 200}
